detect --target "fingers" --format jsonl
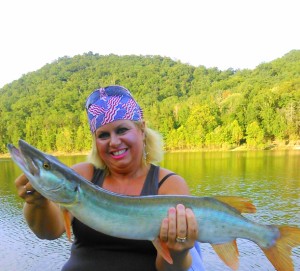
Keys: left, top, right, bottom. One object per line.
{"left": 186, "top": 208, "right": 198, "bottom": 240}
{"left": 14, "top": 174, "right": 42, "bottom": 203}
{"left": 167, "top": 207, "right": 177, "bottom": 242}
{"left": 159, "top": 217, "right": 169, "bottom": 242}
{"left": 176, "top": 204, "right": 187, "bottom": 239}
{"left": 24, "top": 182, "right": 35, "bottom": 194}
{"left": 15, "top": 174, "right": 29, "bottom": 197}
{"left": 160, "top": 204, "right": 198, "bottom": 248}
{"left": 15, "top": 174, "right": 29, "bottom": 187}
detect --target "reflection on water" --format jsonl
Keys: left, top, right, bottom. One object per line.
{"left": 0, "top": 157, "right": 74, "bottom": 271}
{"left": 1, "top": 151, "right": 300, "bottom": 271}
{"left": 161, "top": 150, "right": 300, "bottom": 270}
{"left": 0, "top": 202, "right": 71, "bottom": 271}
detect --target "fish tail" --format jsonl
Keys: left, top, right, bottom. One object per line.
{"left": 262, "top": 226, "right": 300, "bottom": 271}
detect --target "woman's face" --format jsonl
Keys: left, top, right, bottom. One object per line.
{"left": 95, "top": 120, "right": 145, "bottom": 173}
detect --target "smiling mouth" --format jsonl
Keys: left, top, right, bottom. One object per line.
{"left": 111, "top": 149, "right": 127, "bottom": 156}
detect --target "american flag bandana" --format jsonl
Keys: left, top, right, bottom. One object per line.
{"left": 85, "top": 85, "right": 143, "bottom": 133}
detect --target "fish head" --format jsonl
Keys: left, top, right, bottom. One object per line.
{"left": 8, "top": 139, "right": 80, "bottom": 205}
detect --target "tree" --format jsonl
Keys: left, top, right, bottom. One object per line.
{"left": 0, "top": 51, "right": 299, "bottom": 153}
{"left": 246, "top": 121, "right": 264, "bottom": 148}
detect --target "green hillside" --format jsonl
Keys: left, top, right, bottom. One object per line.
{"left": 0, "top": 50, "right": 299, "bottom": 153}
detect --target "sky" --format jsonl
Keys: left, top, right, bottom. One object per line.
{"left": 0, "top": 0, "right": 299, "bottom": 88}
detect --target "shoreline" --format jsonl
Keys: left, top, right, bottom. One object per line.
{"left": 1, "top": 144, "right": 299, "bottom": 159}
{"left": 0, "top": 151, "right": 90, "bottom": 159}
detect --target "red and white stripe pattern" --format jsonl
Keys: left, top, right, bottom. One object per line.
{"left": 101, "top": 96, "right": 122, "bottom": 126}
{"left": 86, "top": 86, "right": 143, "bottom": 132}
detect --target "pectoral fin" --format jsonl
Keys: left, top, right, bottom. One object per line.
{"left": 62, "top": 209, "right": 72, "bottom": 241}
{"left": 152, "top": 237, "right": 173, "bottom": 264}
{"left": 212, "top": 240, "right": 239, "bottom": 270}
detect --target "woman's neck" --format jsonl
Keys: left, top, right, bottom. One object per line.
{"left": 103, "top": 164, "right": 151, "bottom": 195}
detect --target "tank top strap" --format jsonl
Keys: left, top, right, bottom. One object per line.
{"left": 91, "top": 167, "right": 106, "bottom": 186}
{"left": 158, "top": 172, "right": 177, "bottom": 188}
{"left": 140, "top": 164, "right": 159, "bottom": 195}
{"left": 90, "top": 165, "right": 160, "bottom": 196}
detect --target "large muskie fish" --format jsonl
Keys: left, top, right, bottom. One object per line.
{"left": 7, "top": 140, "right": 300, "bottom": 271}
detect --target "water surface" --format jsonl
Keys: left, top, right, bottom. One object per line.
{"left": 0, "top": 150, "right": 299, "bottom": 270}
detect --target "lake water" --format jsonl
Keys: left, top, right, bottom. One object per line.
{"left": 0, "top": 150, "right": 300, "bottom": 271}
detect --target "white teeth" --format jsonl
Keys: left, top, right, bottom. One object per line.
{"left": 112, "top": 149, "right": 126, "bottom": 156}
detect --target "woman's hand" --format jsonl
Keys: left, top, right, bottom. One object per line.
{"left": 160, "top": 204, "right": 198, "bottom": 252}
{"left": 15, "top": 173, "right": 66, "bottom": 239}
{"left": 15, "top": 174, "right": 47, "bottom": 205}
{"left": 156, "top": 204, "right": 198, "bottom": 270}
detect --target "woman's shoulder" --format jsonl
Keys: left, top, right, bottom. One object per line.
{"left": 158, "top": 167, "right": 190, "bottom": 195}
{"left": 71, "top": 162, "right": 95, "bottom": 181}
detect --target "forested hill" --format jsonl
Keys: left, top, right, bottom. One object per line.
{"left": 0, "top": 50, "right": 299, "bottom": 154}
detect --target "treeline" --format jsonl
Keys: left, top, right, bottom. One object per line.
{"left": 0, "top": 50, "right": 299, "bottom": 154}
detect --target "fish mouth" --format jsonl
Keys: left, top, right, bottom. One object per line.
{"left": 8, "top": 140, "right": 79, "bottom": 205}
{"left": 7, "top": 142, "right": 39, "bottom": 176}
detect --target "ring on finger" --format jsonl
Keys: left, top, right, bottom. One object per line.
{"left": 24, "top": 185, "right": 34, "bottom": 195}
{"left": 176, "top": 236, "right": 187, "bottom": 243}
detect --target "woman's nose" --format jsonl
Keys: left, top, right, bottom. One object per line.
{"left": 109, "top": 133, "right": 121, "bottom": 147}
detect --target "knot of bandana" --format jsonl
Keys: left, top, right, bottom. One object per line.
{"left": 85, "top": 85, "right": 143, "bottom": 133}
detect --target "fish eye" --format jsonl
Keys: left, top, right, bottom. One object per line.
{"left": 43, "top": 161, "right": 51, "bottom": 170}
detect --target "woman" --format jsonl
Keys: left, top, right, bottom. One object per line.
{"left": 15, "top": 85, "right": 205, "bottom": 271}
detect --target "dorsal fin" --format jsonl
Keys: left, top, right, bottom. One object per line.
{"left": 214, "top": 196, "right": 256, "bottom": 213}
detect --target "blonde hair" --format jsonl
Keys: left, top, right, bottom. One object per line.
{"left": 87, "top": 121, "right": 164, "bottom": 169}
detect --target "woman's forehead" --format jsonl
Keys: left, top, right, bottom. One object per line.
{"left": 96, "top": 120, "right": 135, "bottom": 131}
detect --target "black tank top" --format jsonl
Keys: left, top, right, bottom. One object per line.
{"left": 61, "top": 164, "right": 175, "bottom": 271}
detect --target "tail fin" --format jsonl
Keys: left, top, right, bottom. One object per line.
{"left": 262, "top": 226, "right": 300, "bottom": 271}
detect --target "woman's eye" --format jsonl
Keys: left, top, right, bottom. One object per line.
{"left": 117, "top": 127, "right": 128, "bottom": 134}
{"left": 98, "top": 132, "right": 110, "bottom": 139}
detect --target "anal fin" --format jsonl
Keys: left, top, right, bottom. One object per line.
{"left": 212, "top": 240, "right": 239, "bottom": 270}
